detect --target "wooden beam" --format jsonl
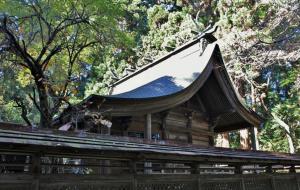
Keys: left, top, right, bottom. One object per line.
{"left": 215, "top": 122, "right": 252, "bottom": 133}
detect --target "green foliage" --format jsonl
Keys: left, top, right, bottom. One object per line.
{"left": 135, "top": 4, "right": 204, "bottom": 67}
{"left": 215, "top": 0, "right": 300, "bottom": 152}
{"left": 0, "top": 0, "right": 132, "bottom": 125}
{"left": 259, "top": 120, "right": 290, "bottom": 152}
{"left": 148, "top": 5, "right": 169, "bottom": 29}
{"left": 260, "top": 64, "right": 300, "bottom": 152}
{"left": 253, "top": 4, "right": 270, "bottom": 22}
{"left": 229, "top": 131, "right": 240, "bottom": 149}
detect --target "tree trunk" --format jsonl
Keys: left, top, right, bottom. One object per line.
{"left": 215, "top": 132, "right": 229, "bottom": 148}
{"left": 240, "top": 129, "right": 250, "bottom": 150}
{"left": 271, "top": 112, "right": 295, "bottom": 154}
{"left": 36, "top": 81, "right": 52, "bottom": 128}
{"left": 250, "top": 126, "right": 259, "bottom": 150}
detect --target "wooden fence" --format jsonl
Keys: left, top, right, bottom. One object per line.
{"left": 1, "top": 173, "right": 300, "bottom": 190}
{"left": 1, "top": 152, "right": 300, "bottom": 190}
{"left": 1, "top": 126, "right": 300, "bottom": 190}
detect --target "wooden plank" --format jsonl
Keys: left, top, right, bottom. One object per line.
{"left": 192, "top": 135, "right": 209, "bottom": 142}
{"left": 192, "top": 140, "right": 209, "bottom": 146}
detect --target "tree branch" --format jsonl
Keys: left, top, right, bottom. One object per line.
{"left": 13, "top": 96, "right": 32, "bottom": 126}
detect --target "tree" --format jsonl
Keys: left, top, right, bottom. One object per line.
{"left": 215, "top": 0, "right": 300, "bottom": 153}
{"left": 0, "top": 0, "right": 130, "bottom": 128}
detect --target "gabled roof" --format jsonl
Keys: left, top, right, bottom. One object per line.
{"left": 63, "top": 32, "right": 263, "bottom": 131}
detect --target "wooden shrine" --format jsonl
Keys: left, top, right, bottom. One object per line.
{"left": 0, "top": 29, "right": 300, "bottom": 190}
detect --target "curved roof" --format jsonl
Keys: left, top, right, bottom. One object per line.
{"left": 110, "top": 39, "right": 215, "bottom": 98}
{"left": 71, "top": 34, "right": 263, "bottom": 131}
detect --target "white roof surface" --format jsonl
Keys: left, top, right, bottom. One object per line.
{"left": 110, "top": 42, "right": 217, "bottom": 98}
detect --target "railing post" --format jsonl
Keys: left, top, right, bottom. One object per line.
{"left": 191, "top": 163, "right": 200, "bottom": 174}
{"left": 235, "top": 164, "right": 242, "bottom": 174}
{"left": 266, "top": 165, "right": 273, "bottom": 174}
{"left": 290, "top": 165, "right": 296, "bottom": 173}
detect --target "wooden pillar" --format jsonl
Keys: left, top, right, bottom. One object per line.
{"left": 144, "top": 113, "right": 152, "bottom": 174}
{"left": 240, "top": 129, "right": 250, "bottom": 150}
{"left": 187, "top": 112, "right": 193, "bottom": 144}
{"left": 145, "top": 113, "right": 152, "bottom": 140}
{"left": 209, "top": 116, "right": 219, "bottom": 146}
{"left": 250, "top": 126, "right": 259, "bottom": 150}
{"left": 215, "top": 132, "right": 229, "bottom": 148}
{"left": 161, "top": 113, "right": 168, "bottom": 140}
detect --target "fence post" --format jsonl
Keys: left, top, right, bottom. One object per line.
{"left": 270, "top": 176, "right": 277, "bottom": 190}
{"left": 130, "top": 160, "right": 137, "bottom": 190}
{"left": 132, "top": 175, "right": 137, "bottom": 190}
{"left": 197, "top": 175, "right": 202, "bottom": 190}
{"left": 31, "top": 153, "right": 41, "bottom": 190}
{"left": 241, "top": 178, "right": 246, "bottom": 190}
{"left": 295, "top": 174, "right": 300, "bottom": 190}
{"left": 234, "top": 165, "right": 242, "bottom": 174}
{"left": 290, "top": 165, "right": 296, "bottom": 173}
{"left": 266, "top": 165, "right": 273, "bottom": 174}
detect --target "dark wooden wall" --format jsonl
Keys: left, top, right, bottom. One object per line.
{"left": 109, "top": 95, "right": 212, "bottom": 146}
